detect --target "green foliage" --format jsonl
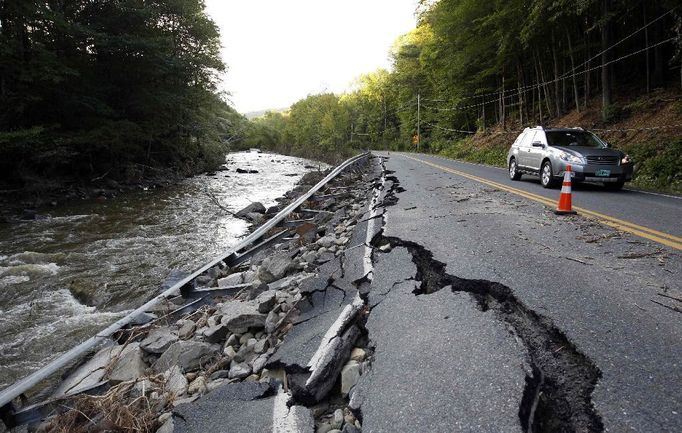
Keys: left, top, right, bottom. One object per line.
{"left": 0, "top": 0, "right": 247, "bottom": 187}
{"left": 436, "top": 138, "right": 508, "bottom": 167}
{"left": 622, "top": 139, "right": 682, "bottom": 193}
{"left": 602, "top": 104, "right": 625, "bottom": 123}
{"left": 244, "top": 94, "right": 362, "bottom": 163}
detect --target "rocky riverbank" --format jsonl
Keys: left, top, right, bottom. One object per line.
{"left": 6, "top": 156, "right": 375, "bottom": 433}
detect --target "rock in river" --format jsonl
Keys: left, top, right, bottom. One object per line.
{"left": 235, "top": 202, "right": 266, "bottom": 217}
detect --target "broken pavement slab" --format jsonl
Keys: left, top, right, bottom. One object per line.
{"left": 351, "top": 280, "right": 527, "bottom": 432}
{"left": 173, "top": 382, "right": 314, "bottom": 433}
{"left": 53, "top": 343, "right": 147, "bottom": 397}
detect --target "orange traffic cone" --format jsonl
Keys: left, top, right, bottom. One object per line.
{"left": 554, "top": 165, "right": 577, "bottom": 215}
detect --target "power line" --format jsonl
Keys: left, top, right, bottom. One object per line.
{"left": 559, "top": 6, "right": 678, "bottom": 82}
{"left": 419, "top": 7, "right": 679, "bottom": 108}
{"left": 418, "top": 37, "right": 676, "bottom": 115}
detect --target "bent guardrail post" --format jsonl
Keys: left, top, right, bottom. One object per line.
{"left": 0, "top": 152, "right": 370, "bottom": 422}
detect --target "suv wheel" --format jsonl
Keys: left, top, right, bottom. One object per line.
{"left": 540, "top": 161, "right": 557, "bottom": 188}
{"left": 509, "top": 158, "right": 522, "bottom": 180}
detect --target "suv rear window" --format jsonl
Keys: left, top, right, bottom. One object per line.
{"left": 545, "top": 131, "right": 605, "bottom": 148}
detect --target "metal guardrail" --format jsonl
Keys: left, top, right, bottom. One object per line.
{"left": 0, "top": 152, "right": 370, "bottom": 411}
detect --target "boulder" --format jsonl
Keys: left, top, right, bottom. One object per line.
{"left": 140, "top": 328, "right": 179, "bottom": 354}
{"left": 210, "top": 370, "right": 230, "bottom": 381}
{"left": 267, "top": 273, "right": 311, "bottom": 291}
{"left": 252, "top": 354, "right": 269, "bottom": 374}
{"left": 265, "top": 205, "right": 280, "bottom": 215}
{"left": 255, "top": 291, "right": 277, "bottom": 313}
{"left": 242, "top": 270, "right": 257, "bottom": 284}
{"left": 248, "top": 281, "right": 269, "bottom": 300}
{"left": 349, "top": 348, "right": 366, "bottom": 362}
{"left": 340, "top": 361, "right": 361, "bottom": 396}
{"left": 233, "top": 343, "right": 258, "bottom": 364}
{"left": 235, "top": 202, "right": 266, "bottom": 217}
{"left": 236, "top": 168, "right": 259, "bottom": 174}
{"left": 164, "top": 365, "right": 188, "bottom": 396}
{"left": 178, "top": 320, "right": 196, "bottom": 340}
{"left": 220, "top": 301, "right": 267, "bottom": 332}
{"left": 258, "top": 254, "right": 295, "bottom": 283}
{"left": 153, "top": 341, "right": 216, "bottom": 373}
{"left": 265, "top": 310, "right": 280, "bottom": 334}
{"left": 188, "top": 376, "right": 208, "bottom": 395}
{"left": 316, "top": 235, "right": 335, "bottom": 248}
{"left": 107, "top": 343, "right": 148, "bottom": 384}
{"left": 228, "top": 362, "right": 252, "bottom": 380}
{"left": 331, "top": 409, "right": 344, "bottom": 429}
{"left": 204, "top": 324, "right": 230, "bottom": 344}
{"left": 245, "top": 212, "right": 264, "bottom": 224}
{"left": 254, "top": 338, "right": 269, "bottom": 354}
{"left": 157, "top": 417, "right": 174, "bottom": 433}
{"left": 218, "top": 272, "right": 244, "bottom": 287}
{"left": 223, "top": 345, "right": 237, "bottom": 360}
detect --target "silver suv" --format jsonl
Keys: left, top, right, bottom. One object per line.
{"left": 507, "top": 126, "right": 633, "bottom": 190}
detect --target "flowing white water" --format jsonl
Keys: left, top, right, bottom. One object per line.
{"left": 0, "top": 151, "right": 323, "bottom": 388}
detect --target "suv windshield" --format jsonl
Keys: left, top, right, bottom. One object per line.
{"left": 545, "top": 130, "right": 605, "bottom": 148}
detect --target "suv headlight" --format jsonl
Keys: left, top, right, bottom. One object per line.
{"left": 558, "top": 151, "right": 584, "bottom": 164}
{"left": 621, "top": 154, "right": 631, "bottom": 164}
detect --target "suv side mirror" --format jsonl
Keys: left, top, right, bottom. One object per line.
{"left": 531, "top": 141, "right": 544, "bottom": 148}
{"left": 605, "top": 142, "right": 611, "bottom": 148}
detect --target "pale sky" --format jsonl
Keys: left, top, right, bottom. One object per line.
{"left": 204, "top": 0, "right": 418, "bottom": 114}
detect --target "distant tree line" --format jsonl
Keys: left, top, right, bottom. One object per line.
{"left": 0, "top": 0, "right": 247, "bottom": 188}
{"left": 245, "top": 0, "right": 682, "bottom": 157}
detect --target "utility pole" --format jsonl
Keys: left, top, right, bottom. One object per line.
{"left": 416, "top": 93, "right": 421, "bottom": 152}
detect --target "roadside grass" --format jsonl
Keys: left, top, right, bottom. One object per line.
{"left": 620, "top": 138, "right": 682, "bottom": 193}
{"left": 434, "top": 138, "right": 507, "bottom": 167}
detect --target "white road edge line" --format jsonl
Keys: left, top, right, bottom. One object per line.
{"left": 623, "top": 188, "right": 682, "bottom": 199}
{"left": 272, "top": 387, "right": 314, "bottom": 433}
{"left": 272, "top": 388, "right": 291, "bottom": 432}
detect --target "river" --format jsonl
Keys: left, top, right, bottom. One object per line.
{"left": 0, "top": 151, "right": 322, "bottom": 389}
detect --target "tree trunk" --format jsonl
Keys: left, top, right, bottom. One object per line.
{"left": 537, "top": 53, "right": 553, "bottom": 118}
{"left": 501, "top": 73, "right": 506, "bottom": 129}
{"left": 552, "top": 30, "right": 562, "bottom": 116}
{"left": 567, "top": 33, "right": 581, "bottom": 113}
{"left": 585, "top": 21, "right": 591, "bottom": 109}
{"left": 562, "top": 55, "right": 567, "bottom": 111}
{"left": 517, "top": 63, "right": 524, "bottom": 126}
{"left": 534, "top": 55, "right": 543, "bottom": 123}
{"left": 644, "top": 2, "right": 650, "bottom": 94}
{"left": 482, "top": 104, "right": 486, "bottom": 131}
{"left": 601, "top": 0, "right": 612, "bottom": 120}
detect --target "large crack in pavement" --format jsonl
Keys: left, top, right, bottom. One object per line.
{"left": 370, "top": 162, "right": 604, "bottom": 433}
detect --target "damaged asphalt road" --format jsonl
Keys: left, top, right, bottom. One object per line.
{"left": 352, "top": 152, "right": 680, "bottom": 432}
{"left": 110, "top": 153, "right": 679, "bottom": 433}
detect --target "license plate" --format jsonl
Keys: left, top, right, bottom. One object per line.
{"left": 595, "top": 169, "right": 611, "bottom": 177}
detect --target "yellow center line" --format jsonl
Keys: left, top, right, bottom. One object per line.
{"left": 401, "top": 154, "right": 682, "bottom": 251}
